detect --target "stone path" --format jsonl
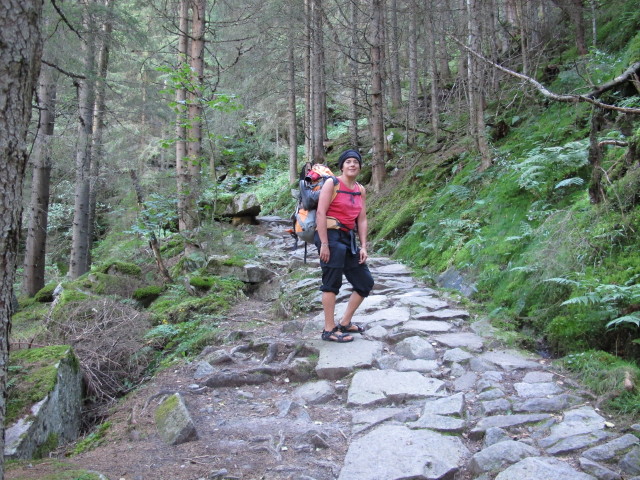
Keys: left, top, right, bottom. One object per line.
{"left": 249, "top": 217, "right": 640, "bottom": 480}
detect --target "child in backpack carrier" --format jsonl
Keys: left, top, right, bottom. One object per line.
{"left": 314, "top": 149, "right": 374, "bottom": 343}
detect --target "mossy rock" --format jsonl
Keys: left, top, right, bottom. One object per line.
{"left": 94, "top": 261, "right": 142, "bottom": 277}
{"left": 189, "top": 276, "right": 216, "bottom": 290}
{"left": 33, "top": 283, "right": 59, "bottom": 303}
{"left": 7, "top": 345, "right": 77, "bottom": 425}
{"left": 80, "top": 272, "right": 144, "bottom": 298}
{"left": 133, "top": 285, "right": 165, "bottom": 307}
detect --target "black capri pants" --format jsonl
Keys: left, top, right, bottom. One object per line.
{"left": 314, "top": 229, "right": 374, "bottom": 297}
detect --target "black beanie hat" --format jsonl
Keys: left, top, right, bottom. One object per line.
{"left": 338, "top": 149, "right": 363, "bottom": 170}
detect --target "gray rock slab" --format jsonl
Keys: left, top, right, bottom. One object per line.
{"left": 373, "top": 263, "right": 413, "bottom": 275}
{"left": 545, "top": 430, "right": 611, "bottom": 455}
{"left": 494, "top": 457, "right": 597, "bottom": 480}
{"left": 357, "top": 294, "right": 390, "bottom": 313}
{"left": 539, "top": 407, "right": 607, "bottom": 450}
{"left": 395, "top": 358, "right": 439, "bottom": 373}
{"left": 514, "top": 382, "right": 563, "bottom": 398}
{"left": 293, "top": 380, "right": 335, "bottom": 405}
{"left": 347, "top": 370, "right": 445, "bottom": 407}
{"left": 353, "top": 306, "right": 411, "bottom": 327}
{"left": 453, "top": 372, "right": 478, "bottom": 391}
{"left": 522, "top": 371, "right": 555, "bottom": 383}
{"left": 443, "top": 348, "right": 474, "bottom": 364}
{"left": 421, "top": 392, "right": 466, "bottom": 416}
{"left": 395, "top": 336, "right": 437, "bottom": 359}
{"left": 364, "top": 324, "right": 389, "bottom": 340}
{"left": 477, "top": 350, "right": 540, "bottom": 371}
{"left": 579, "top": 457, "right": 623, "bottom": 480}
{"left": 416, "top": 308, "right": 470, "bottom": 320}
{"left": 434, "top": 332, "right": 484, "bottom": 352}
{"left": 469, "top": 440, "right": 540, "bottom": 474}
{"left": 512, "top": 394, "right": 581, "bottom": 413}
{"left": 400, "top": 319, "right": 453, "bottom": 333}
{"left": 409, "top": 414, "right": 466, "bottom": 433}
{"left": 315, "top": 339, "right": 384, "bottom": 380}
{"left": 337, "top": 425, "right": 470, "bottom": 480}
{"left": 470, "top": 413, "right": 552, "bottom": 439}
{"left": 620, "top": 446, "right": 640, "bottom": 476}
{"left": 351, "top": 406, "right": 421, "bottom": 434}
{"left": 482, "top": 398, "right": 512, "bottom": 415}
{"left": 395, "top": 294, "right": 449, "bottom": 310}
{"left": 477, "top": 388, "right": 506, "bottom": 401}
{"left": 583, "top": 433, "right": 639, "bottom": 462}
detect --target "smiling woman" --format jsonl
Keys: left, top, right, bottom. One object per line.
{"left": 314, "top": 149, "right": 374, "bottom": 343}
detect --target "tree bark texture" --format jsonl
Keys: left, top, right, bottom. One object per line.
{"left": 70, "top": 0, "right": 97, "bottom": 279}
{"left": 348, "top": 0, "right": 360, "bottom": 148}
{"left": 23, "top": 64, "right": 56, "bottom": 297}
{"left": 0, "top": 1, "right": 44, "bottom": 477}
{"left": 288, "top": 32, "right": 299, "bottom": 184}
{"left": 88, "top": 0, "right": 114, "bottom": 265}
{"left": 176, "top": 0, "right": 193, "bottom": 232}
{"left": 388, "top": 0, "right": 402, "bottom": 114}
{"left": 310, "top": 0, "right": 326, "bottom": 164}
{"left": 370, "top": 0, "right": 387, "bottom": 191}
{"left": 407, "top": 0, "right": 418, "bottom": 146}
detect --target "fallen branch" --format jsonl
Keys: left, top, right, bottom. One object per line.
{"left": 452, "top": 36, "right": 640, "bottom": 115}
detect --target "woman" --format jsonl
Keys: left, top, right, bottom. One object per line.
{"left": 315, "top": 149, "right": 374, "bottom": 343}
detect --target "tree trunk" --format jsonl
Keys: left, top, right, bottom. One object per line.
{"left": 176, "top": 0, "right": 192, "bottom": 232}
{"left": 388, "top": 0, "right": 402, "bottom": 114}
{"left": 304, "top": 0, "right": 312, "bottom": 162}
{"left": 348, "top": 0, "right": 360, "bottom": 148}
{"left": 466, "top": 0, "right": 492, "bottom": 171}
{"left": 288, "top": 32, "right": 298, "bottom": 184}
{"left": 310, "top": 0, "right": 326, "bottom": 164}
{"left": 88, "top": 0, "right": 113, "bottom": 265}
{"left": 69, "top": 0, "right": 97, "bottom": 279}
{"left": 407, "top": 0, "right": 418, "bottom": 146}
{"left": 0, "top": 1, "right": 44, "bottom": 477}
{"left": 23, "top": 64, "right": 56, "bottom": 297}
{"left": 187, "top": 0, "right": 205, "bottom": 224}
{"left": 425, "top": 2, "right": 440, "bottom": 137}
{"left": 370, "top": 0, "right": 387, "bottom": 191}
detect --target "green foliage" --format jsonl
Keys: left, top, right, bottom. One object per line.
{"left": 547, "top": 275, "right": 640, "bottom": 330}
{"left": 560, "top": 351, "right": 640, "bottom": 415}
{"left": 128, "top": 193, "right": 178, "bottom": 239}
{"left": 71, "top": 422, "right": 112, "bottom": 455}
{"left": 512, "top": 140, "right": 589, "bottom": 197}
{"left": 148, "top": 278, "right": 243, "bottom": 325}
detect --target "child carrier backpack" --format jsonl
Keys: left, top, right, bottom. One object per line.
{"left": 291, "top": 162, "right": 338, "bottom": 262}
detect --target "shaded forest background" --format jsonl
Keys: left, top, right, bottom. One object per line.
{"left": 2, "top": 0, "right": 640, "bottom": 471}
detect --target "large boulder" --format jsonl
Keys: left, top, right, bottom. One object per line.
{"left": 155, "top": 393, "right": 198, "bottom": 445}
{"left": 204, "top": 255, "right": 274, "bottom": 284}
{"left": 5, "top": 346, "right": 83, "bottom": 459}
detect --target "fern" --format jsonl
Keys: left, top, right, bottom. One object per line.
{"left": 555, "top": 177, "right": 585, "bottom": 189}
{"left": 549, "top": 275, "right": 640, "bottom": 330}
{"left": 513, "top": 139, "right": 589, "bottom": 195}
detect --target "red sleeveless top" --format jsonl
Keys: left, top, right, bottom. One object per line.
{"left": 326, "top": 179, "right": 362, "bottom": 230}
